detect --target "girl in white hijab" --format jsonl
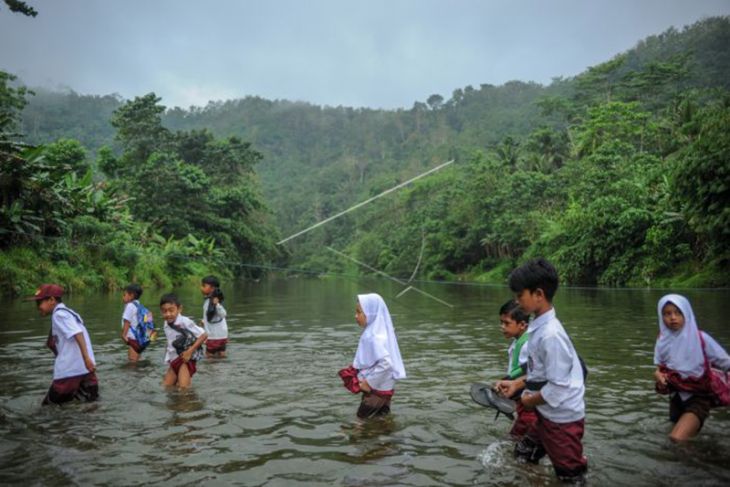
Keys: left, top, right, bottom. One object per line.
{"left": 353, "top": 293, "right": 406, "bottom": 418}
{"left": 653, "top": 294, "right": 730, "bottom": 441}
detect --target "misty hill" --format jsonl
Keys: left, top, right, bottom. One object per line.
{"left": 15, "top": 16, "right": 730, "bottom": 286}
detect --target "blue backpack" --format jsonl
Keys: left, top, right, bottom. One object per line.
{"left": 131, "top": 301, "right": 155, "bottom": 350}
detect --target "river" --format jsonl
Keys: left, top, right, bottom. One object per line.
{"left": 1, "top": 278, "right": 728, "bottom": 486}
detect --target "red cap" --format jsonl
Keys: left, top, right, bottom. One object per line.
{"left": 25, "top": 284, "right": 64, "bottom": 301}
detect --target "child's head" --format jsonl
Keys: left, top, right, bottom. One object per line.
{"left": 355, "top": 300, "right": 367, "bottom": 328}
{"left": 27, "top": 284, "right": 64, "bottom": 316}
{"left": 123, "top": 283, "right": 143, "bottom": 303}
{"left": 200, "top": 275, "right": 220, "bottom": 296}
{"left": 658, "top": 294, "right": 693, "bottom": 333}
{"left": 499, "top": 299, "right": 529, "bottom": 339}
{"left": 160, "top": 293, "right": 182, "bottom": 323}
{"left": 508, "top": 258, "right": 559, "bottom": 314}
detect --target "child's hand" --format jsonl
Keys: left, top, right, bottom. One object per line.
{"left": 496, "top": 380, "right": 519, "bottom": 398}
{"left": 359, "top": 379, "right": 372, "bottom": 393}
{"left": 521, "top": 391, "right": 542, "bottom": 409}
{"left": 84, "top": 357, "right": 96, "bottom": 373}
{"left": 181, "top": 349, "right": 193, "bottom": 362}
{"left": 654, "top": 369, "right": 668, "bottom": 386}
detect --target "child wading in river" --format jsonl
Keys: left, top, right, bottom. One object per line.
{"left": 340, "top": 293, "right": 406, "bottom": 418}
{"left": 654, "top": 294, "right": 730, "bottom": 441}
{"left": 160, "top": 293, "right": 207, "bottom": 389}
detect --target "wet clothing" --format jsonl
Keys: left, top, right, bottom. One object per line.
{"left": 669, "top": 393, "right": 713, "bottom": 427}
{"left": 515, "top": 412, "right": 587, "bottom": 482}
{"left": 170, "top": 355, "right": 197, "bottom": 378}
{"left": 43, "top": 372, "right": 98, "bottom": 405}
{"left": 510, "top": 401, "right": 539, "bottom": 439}
{"left": 357, "top": 391, "right": 393, "bottom": 418}
{"left": 127, "top": 338, "right": 144, "bottom": 354}
{"left": 206, "top": 338, "right": 228, "bottom": 354}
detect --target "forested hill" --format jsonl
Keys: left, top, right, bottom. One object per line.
{"left": 15, "top": 16, "right": 730, "bottom": 287}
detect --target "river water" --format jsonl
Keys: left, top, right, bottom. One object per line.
{"left": 0, "top": 278, "right": 728, "bottom": 486}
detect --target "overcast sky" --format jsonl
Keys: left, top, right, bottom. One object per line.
{"left": 1, "top": 0, "right": 729, "bottom": 109}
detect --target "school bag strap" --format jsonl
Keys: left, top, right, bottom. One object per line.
{"left": 698, "top": 330, "right": 730, "bottom": 406}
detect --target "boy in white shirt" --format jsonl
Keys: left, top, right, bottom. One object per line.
{"left": 28, "top": 284, "right": 98, "bottom": 405}
{"left": 160, "top": 293, "right": 207, "bottom": 389}
{"left": 498, "top": 259, "right": 587, "bottom": 484}
{"left": 120, "top": 283, "right": 154, "bottom": 361}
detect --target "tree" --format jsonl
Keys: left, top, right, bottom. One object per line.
{"left": 2, "top": 0, "right": 37, "bottom": 16}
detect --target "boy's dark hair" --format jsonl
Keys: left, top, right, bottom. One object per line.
{"left": 125, "top": 283, "right": 143, "bottom": 299}
{"left": 508, "top": 258, "right": 559, "bottom": 302}
{"left": 201, "top": 275, "right": 220, "bottom": 288}
{"left": 160, "top": 293, "right": 182, "bottom": 307}
{"left": 499, "top": 299, "right": 530, "bottom": 324}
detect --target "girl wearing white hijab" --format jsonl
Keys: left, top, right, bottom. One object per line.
{"left": 353, "top": 293, "right": 406, "bottom": 418}
{"left": 653, "top": 294, "right": 730, "bottom": 441}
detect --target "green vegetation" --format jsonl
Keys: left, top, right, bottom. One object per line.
{"left": 4, "top": 17, "right": 730, "bottom": 295}
{"left": 0, "top": 74, "right": 278, "bottom": 297}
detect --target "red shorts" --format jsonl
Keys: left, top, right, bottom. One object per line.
{"left": 516, "top": 413, "right": 587, "bottom": 480}
{"left": 169, "top": 356, "right": 197, "bottom": 377}
{"left": 127, "top": 338, "right": 145, "bottom": 354}
{"left": 206, "top": 338, "right": 228, "bottom": 354}
{"left": 43, "top": 372, "right": 99, "bottom": 405}
{"left": 510, "top": 400, "right": 539, "bottom": 438}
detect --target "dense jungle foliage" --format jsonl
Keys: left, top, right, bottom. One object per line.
{"left": 3, "top": 17, "right": 729, "bottom": 295}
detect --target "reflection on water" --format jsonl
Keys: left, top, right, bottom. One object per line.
{"left": 0, "top": 278, "right": 729, "bottom": 485}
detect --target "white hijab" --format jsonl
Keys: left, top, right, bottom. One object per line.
{"left": 653, "top": 294, "right": 704, "bottom": 378}
{"left": 353, "top": 293, "right": 406, "bottom": 379}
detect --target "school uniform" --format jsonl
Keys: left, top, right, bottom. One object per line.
{"left": 202, "top": 297, "right": 228, "bottom": 354}
{"left": 654, "top": 294, "right": 730, "bottom": 427}
{"left": 44, "top": 304, "right": 98, "bottom": 405}
{"left": 164, "top": 315, "right": 205, "bottom": 377}
{"left": 122, "top": 301, "right": 144, "bottom": 353}
{"left": 353, "top": 293, "right": 406, "bottom": 418}
{"left": 506, "top": 333, "right": 537, "bottom": 438}
{"left": 516, "top": 308, "right": 587, "bottom": 481}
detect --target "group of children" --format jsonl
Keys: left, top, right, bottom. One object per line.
{"left": 30, "top": 258, "right": 730, "bottom": 484}
{"left": 30, "top": 275, "right": 229, "bottom": 399}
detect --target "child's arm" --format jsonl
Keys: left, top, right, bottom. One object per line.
{"left": 654, "top": 366, "right": 668, "bottom": 386}
{"left": 73, "top": 333, "right": 96, "bottom": 372}
{"left": 521, "top": 390, "right": 546, "bottom": 408}
{"left": 121, "top": 320, "right": 131, "bottom": 343}
{"left": 181, "top": 332, "right": 208, "bottom": 362}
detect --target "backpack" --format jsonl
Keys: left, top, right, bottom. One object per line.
{"left": 131, "top": 301, "right": 155, "bottom": 351}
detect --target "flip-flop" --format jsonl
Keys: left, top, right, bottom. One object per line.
{"left": 469, "top": 382, "right": 516, "bottom": 421}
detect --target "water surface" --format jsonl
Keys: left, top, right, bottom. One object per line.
{"left": 1, "top": 278, "right": 728, "bottom": 486}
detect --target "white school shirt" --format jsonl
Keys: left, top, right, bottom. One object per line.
{"left": 523, "top": 308, "right": 585, "bottom": 423}
{"left": 202, "top": 298, "right": 228, "bottom": 340}
{"left": 51, "top": 304, "right": 96, "bottom": 380}
{"left": 358, "top": 356, "right": 396, "bottom": 391}
{"left": 121, "top": 302, "right": 138, "bottom": 340}
{"left": 163, "top": 315, "right": 205, "bottom": 364}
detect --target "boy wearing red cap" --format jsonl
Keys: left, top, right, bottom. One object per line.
{"left": 28, "top": 284, "right": 99, "bottom": 405}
